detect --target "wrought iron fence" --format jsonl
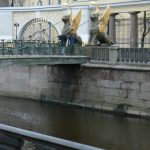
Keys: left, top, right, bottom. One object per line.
{"left": 0, "top": 40, "right": 83, "bottom": 56}
{"left": 91, "top": 46, "right": 150, "bottom": 64}
{"left": 118, "top": 48, "right": 150, "bottom": 63}
{"left": 91, "top": 46, "right": 109, "bottom": 61}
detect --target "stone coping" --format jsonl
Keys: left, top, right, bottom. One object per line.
{"left": 83, "top": 61, "right": 150, "bottom": 71}
{"left": 0, "top": 55, "right": 88, "bottom": 59}
{"left": 0, "top": 55, "right": 90, "bottom": 65}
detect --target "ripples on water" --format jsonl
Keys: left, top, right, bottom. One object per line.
{"left": 0, "top": 96, "right": 150, "bottom": 150}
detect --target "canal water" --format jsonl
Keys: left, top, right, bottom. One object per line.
{"left": 0, "top": 96, "right": 150, "bottom": 150}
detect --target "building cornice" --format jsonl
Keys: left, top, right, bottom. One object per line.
{"left": 0, "top": 0, "right": 149, "bottom": 12}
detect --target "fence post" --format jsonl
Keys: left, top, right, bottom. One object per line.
{"left": 1, "top": 39, "right": 5, "bottom": 56}
{"left": 108, "top": 45, "right": 119, "bottom": 64}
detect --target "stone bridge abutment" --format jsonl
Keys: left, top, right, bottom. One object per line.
{"left": 0, "top": 57, "right": 150, "bottom": 118}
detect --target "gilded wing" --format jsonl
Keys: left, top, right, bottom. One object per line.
{"left": 71, "top": 9, "right": 82, "bottom": 33}
{"left": 99, "top": 5, "right": 110, "bottom": 32}
{"left": 95, "top": 5, "right": 100, "bottom": 14}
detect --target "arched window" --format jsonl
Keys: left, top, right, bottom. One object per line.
{"left": 19, "top": 18, "right": 59, "bottom": 43}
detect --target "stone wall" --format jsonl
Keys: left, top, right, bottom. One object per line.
{"left": 0, "top": 63, "right": 150, "bottom": 118}
{"left": 47, "top": 64, "right": 150, "bottom": 118}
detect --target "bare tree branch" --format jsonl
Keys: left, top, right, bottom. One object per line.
{"left": 141, "top": 11, "right": 146, "bottom": 48}
{"left": 145, "top": 27, "right": 150, "bottom": 36}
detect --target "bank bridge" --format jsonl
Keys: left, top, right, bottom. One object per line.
{"left": 0, "top": 40, "right": 89, "bottom": 65}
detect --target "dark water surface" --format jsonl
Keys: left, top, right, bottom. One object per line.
{"left": 0, "top": 96, "right": 150, "bottom": 150}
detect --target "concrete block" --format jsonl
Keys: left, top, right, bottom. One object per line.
{"left": 102, "top": 103, "right": 115, "bottom": 111}
{"left": 79, "top": 85, "right": 100, "bottom": 94}
{"left": 79, "top": 77, "right": 97, "bottom": 86}
{"left": 88, "top": 77, "right": 97, "bottom": 86}
{"left": 48, "top": 82, "right": 61, "bottom": 89}
{"left": 128, "top": 90, "right": 150, "bottom": 101}
{"left": 143, "top": 72, "right": 150, "bottom": 81}
{"left": 121, "top": 82, "right": 140, "bottom": 90}
{"left": 97, "top": 69, "right": 115, "bottom": 80}
{"left": 48, "top": 75, "right": 58, "bottom": 82}
{"left": 83, "top": 92, "right": 104, "bottom": 102}
{"left": 104, "top": 95, "right": 125, "bottom": 105}
{"left": 15, "top": 73, "right": 28, "bottom": 80}
{"left": 127, "top": 90, "right": 139, "bottom": 99}
{"left": 122, "top": 71, "right": 144, "bottom": 82}
{"left": 97, "top": 80, "right": 121, "bottom": 89}
{"left": 139, "top": 92, "right": 150, "bottom": 101}
{"left": 102, "top": 88, "right": 128, "bottom": 98}
{"left": 79, "top": 77, "right": 89, "bottom": 85}
{"left": 141, "top": 83, "right": 150, "bottom": 92}
{"left": 125, "top": 98, "right": 150, "bottom": 108}
{"left": 126, "top": 106, "right": 140, "bottom": 116}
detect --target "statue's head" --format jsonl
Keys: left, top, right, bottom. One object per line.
{"left": 90, "top": 13, "right": 99, "bottom": 22}
{"left": 62, "top": 15, "right": 71, "bottom": 24}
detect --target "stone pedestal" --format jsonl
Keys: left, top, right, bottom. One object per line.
{"left": 109, "top": 46, "right": 119, "bottom": 64}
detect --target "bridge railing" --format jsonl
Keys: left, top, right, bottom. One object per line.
{"left": 0, "top": 123, "right": 103, "bottom": 150}
{"left": 91, "top": 46, "right": 109, "bottom": 62}
{"left": 90, "top": 46, "right": 150, "bottom": 64}
{"left": 118, "top": 48, "right": 150, "bottom": 63}
{"left": 0, "top": 40, "right": 83, "bottom": 56}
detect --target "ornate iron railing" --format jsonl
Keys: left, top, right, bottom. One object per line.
{"left": 0, "top": 40, "right": 83, "bottom": 56}
{"left": 91, "top": 46, "right": 109, "bottom": 61}
{"left": 90, "top": 46, "right": 150, "bottom": 64}
{"left": 118, "top": 48, "right": 150, "bottom": 63}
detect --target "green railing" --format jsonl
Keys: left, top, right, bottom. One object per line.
{"left": 0, "top": 40, "right": 83, "bottom": 56}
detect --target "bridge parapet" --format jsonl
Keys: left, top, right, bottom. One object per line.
{"left": 83, "top": 46, "right": 150, "bottom": 65}
{"left": 0, "top": 40, "right": 83, "bottom": 56}
{"left": 0, "top": 40, "right": 90, "bottom": 65}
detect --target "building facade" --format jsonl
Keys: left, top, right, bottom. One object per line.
{"left": 0, "top": 0, "right": 149, "bottom": 47}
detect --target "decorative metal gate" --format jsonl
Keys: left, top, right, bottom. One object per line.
{"left": 19, "top": 18, "right": 59, "bottom": 42}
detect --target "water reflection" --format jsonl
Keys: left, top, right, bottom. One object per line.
{"left": 0, "top": 96, "right": 150, "bottom": 150}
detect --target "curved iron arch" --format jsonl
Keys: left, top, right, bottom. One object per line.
{"left": 19, "top": 18, "right": 59, "bottom": 42}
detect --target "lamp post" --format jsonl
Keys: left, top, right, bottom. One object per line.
{"left": 48, "top": 22, "right": 51, "bottom": 41}
{"left": 14, "top": 23, "right": 19, "bottom": 40}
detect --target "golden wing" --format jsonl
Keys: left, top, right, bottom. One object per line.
{"left": 95, "top": 5, "right": 100, "bottom": 14}
{"left": 71, "top": 9, "right": 82, "bottom": 33}
{"left": 99, "top": 5, "right": 110, "bottom": 32}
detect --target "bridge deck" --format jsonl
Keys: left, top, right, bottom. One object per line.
{"left": 0, "top": 55, "right": 90, "bottom": 65}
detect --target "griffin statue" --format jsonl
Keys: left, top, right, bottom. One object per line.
{"left": 61, "top": 9, "right": 82, "bottom": 46}
{"left": 88, "top": 5, "right": 113, "bottom": 46}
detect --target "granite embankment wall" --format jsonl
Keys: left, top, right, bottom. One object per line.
{"left": 0, "top": 63, "right": 150, "bottom": 117}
